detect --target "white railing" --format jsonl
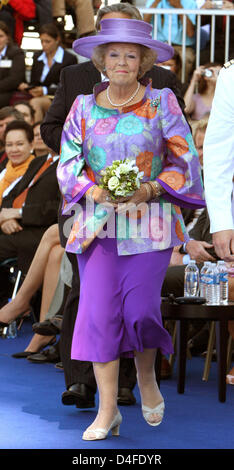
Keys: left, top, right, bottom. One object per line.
{"left": 140, "top": 8, "right": 234, "bottom": 82}
{"left": 103, "top": 1, "right": 234, "bottom": 82}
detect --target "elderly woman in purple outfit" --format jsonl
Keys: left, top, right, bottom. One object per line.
{"left": 57, "top": 18, "right": 205, "bottom": 441}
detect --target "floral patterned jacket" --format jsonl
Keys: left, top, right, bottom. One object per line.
{"left": 57, "top": 81, "right": 205, "bottom": 255}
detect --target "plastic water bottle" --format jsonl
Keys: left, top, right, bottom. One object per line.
{"left": 184, "top": 260, "right": 199, "bottom": 296}
{"left": 199, "top": 261, "right": 211, "bottom": 300}
{"left": 7, "top": 320, "right": 17, "bottom": 339}
{"left": 206, "top": 263, "right": 220, "bottom": 305}
{"left": 217, "top": 260, "right": 228, "bottom": 305}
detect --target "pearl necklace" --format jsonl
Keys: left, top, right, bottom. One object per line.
{"left": 106, "top": 82, "right": 140, "bottom": 107}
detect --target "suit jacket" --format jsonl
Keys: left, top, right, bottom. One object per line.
{"left": 30, "top": 49, "right": 77, "bottom": 95}
{"left": 0, "top": 43, "right": 25, "bottom": 93}
{"left": 41, "top": 60, "right": 186, "bottom": 155}
{"left": 1, "top": 154, "right": 60, "bottom": 228}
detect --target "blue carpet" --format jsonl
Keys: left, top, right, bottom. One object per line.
{"left": 0, "top": 320, "right": 233, "bottom": 451}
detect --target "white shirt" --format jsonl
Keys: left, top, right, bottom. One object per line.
{"left": 37, "top": 46, "right": 64, "bottom": 94}
{"left": 203, "top": 63, "right": 234, "bottom": 234}
{"left": 0, "top": 45, "right": 7, "bottom": 60}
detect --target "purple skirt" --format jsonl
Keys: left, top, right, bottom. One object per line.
{"left": 71, "top": 237, "right": 173, "bottom": 363}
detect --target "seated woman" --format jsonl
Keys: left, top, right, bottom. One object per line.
{"left": 0, "top": 120, "right": 60, "bottom": 303}
{"left": 0, "top": 21, "right": 26, "bottom": 108}
{"left": 184, "top": 62, "right": 222, "bottom": 121}
{"left": 0, "top": 223, "right": 65, "bottom": 357}
{"left": 18, "top": 22, "right": 77, "bottom": 121}
{"left": 0, "top": 120, "right": 35, "bottom": 207}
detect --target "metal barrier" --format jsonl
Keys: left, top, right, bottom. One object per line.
{"left": 139, "top": 8, "right": 234, "bottom": 82}
{"left": 103, "top": 2, "right": 234, "bottom": 82}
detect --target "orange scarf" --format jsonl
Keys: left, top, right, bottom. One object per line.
{"left": 13, "top": 155, "right": 54, "bottom": 209}
{"left": 0, "top": 154, "right": 35, "bottom": 205}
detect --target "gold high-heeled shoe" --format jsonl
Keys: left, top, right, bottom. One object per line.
{"left": 142, "top": 400, "right": 165, "bottom": 427}
{"left": 82, "top": 410, "right": 122, "bottom": 441}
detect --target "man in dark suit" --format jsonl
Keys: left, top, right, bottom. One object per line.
{"left": 40, "top": 2, "right": 186, "bottom": 410}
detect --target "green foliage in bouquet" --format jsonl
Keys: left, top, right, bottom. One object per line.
{"left": 99, "top": 159, "right": 144, "bottom": 200}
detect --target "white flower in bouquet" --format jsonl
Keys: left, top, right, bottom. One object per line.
{"left": 99, "top": 159, "right": 144, "bottom": 199}
{"left": 108, "top": 176, "right": 119, "bottom": 191}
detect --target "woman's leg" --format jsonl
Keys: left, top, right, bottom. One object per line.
{"left": 84, "top": 359, "right": 120, "bottom": 435}
{"left": 0, "top": 224, "right": 60, "bottom": 324}
{"left": 24, "top": 244, "right": 64, "bottom": 353}
{"left": 135, "top": 348, "right": 164, "bottom": 425}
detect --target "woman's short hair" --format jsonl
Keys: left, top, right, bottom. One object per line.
{"left": 39, "top": 23, "right": 61, "bottom": 41}
{"left": 0, "top": 21, "right": 12, "bottom": 42}
{"left": 92, "top": 44, "right": 157, "bottom": 79}
{"left": 96, "top": 2, "right": 142, "bottom": 30}
{"left": 4, "top": 120, "right": 34, "bottom": 143}
{"left": 172, "top": 49, "right": 182, "bottom": 75}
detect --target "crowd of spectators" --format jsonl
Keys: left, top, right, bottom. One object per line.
{"left": 0, "top": 0, "right": 233, "bottom": 411}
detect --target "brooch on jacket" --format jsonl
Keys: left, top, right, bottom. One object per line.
{"left": 150, "top": 98, "right": 161, "bottom": 108}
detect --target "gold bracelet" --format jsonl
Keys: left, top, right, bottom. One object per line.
{"left": 143, "top": 182, "right": 153, "bottom": 201}
{"left": 147, "top": 181, "right": 163, "bottom": 199}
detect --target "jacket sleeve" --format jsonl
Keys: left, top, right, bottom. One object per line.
{"left": 0, "top": 46, "right": 25, "bottom": 92}
{"left": 57, "top": 94, "right": 94, "bottom": 212}
{"left": 40, "top": 70, "right": 66, "bottom": 154}
{"left": 156, "top": 88, "right": 205, "bottom": 208}
{"left": 9, "top": 0, "right": 36, "bottom": 19}
{"left": 203, "top": 66, "right": 234, "bottom": 233}
{"left": 22, "top": 196, "right": 60, "bottom": 227}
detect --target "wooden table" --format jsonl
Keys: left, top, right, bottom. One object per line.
{"left": 160, "top": 301, "right": 234, "bottom": 402}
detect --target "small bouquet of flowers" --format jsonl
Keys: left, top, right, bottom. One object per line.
{"left": 99, "top": 159, "right": 144, "bottom": 200}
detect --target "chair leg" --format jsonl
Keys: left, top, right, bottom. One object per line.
{"left": 227, "top": 336, "right": 234, "bottom": 373}
{"left": 168, "top": 321, "right": 176, "bottom": 368}
{"left": 177, "top": 320, "right": 188, "bottom": 394}
{"left": 216, "top": 319, "right": 229, "bottom": 402}
{"left": 202, "top": 321, "right": 215, "bottom": 381}
{"left": 1, "top": 270, "right": 22, "bottom": 338}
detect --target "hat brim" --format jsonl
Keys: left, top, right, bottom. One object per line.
{"left": 73, "top": 35, "right": 174, "bottom": 64}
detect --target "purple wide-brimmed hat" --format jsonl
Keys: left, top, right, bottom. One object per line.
{"left": 73, "top": 18, "right": 174, "bottom": 63}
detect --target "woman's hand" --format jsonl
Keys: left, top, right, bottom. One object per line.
{"left": 1, "top": 219, "right": 23, "bottom": 235}
{"left": 29, "top": 86, "right": 44, "bottom": 97}
{"left": 201, "top": 1, "right": 214, "bottom": 9}
{"left": 222, "top": 0, "right": 234, "bottom": 8}
{"left": 0, "top": 208, "right": 21, "bottom": 225}
{"left": 86, "top": 185, "right": 129, "bottom": 207}
{"left": 191, "top": 66, "right": 205, "bottom": 83}
{"left": 115, "top": 184, "right": 149, "bottom": 214}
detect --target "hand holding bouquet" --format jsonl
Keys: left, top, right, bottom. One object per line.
{"left": 99, "top": 159, "right": 144, "bottom": 200}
